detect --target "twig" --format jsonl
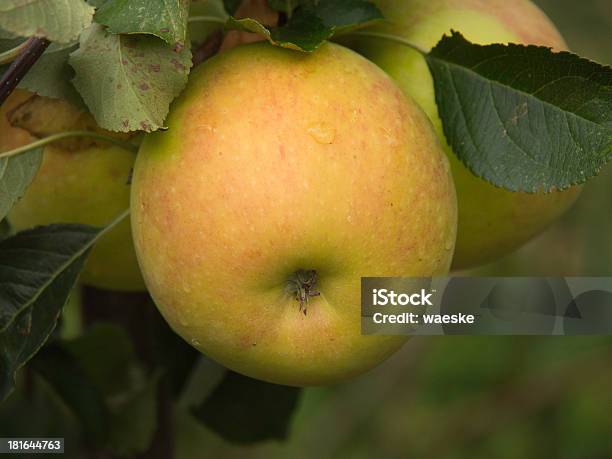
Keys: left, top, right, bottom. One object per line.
{"left": 0, "top": 37, "right": 50, "bottom": 106}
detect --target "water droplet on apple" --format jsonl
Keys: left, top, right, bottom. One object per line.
{"left": 347, "top": 214, "right": 352, "bottom": 223}
{"left": 191, "top": 338, "right": 201, "bottom": 346}
{"left": 307, "top": 122, "right": 335, "bottom": 144}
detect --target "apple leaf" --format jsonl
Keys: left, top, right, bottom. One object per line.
{"left": 95, "top": 0, "right": 190, "bottom": 50}
{"left": 227, "top": 10, "right": 332, "bottom": 52}
{"left": 108, "top": 371, "right": 161, "bottom": 456}
{"left": 191, "top": 371, "right": 301, "bottom": 443}
{"left": 227, "top": 0, "right": 381, "bottom": 52}
{"left": 0, "top": 35, "right": 24, "bottom": 52}
{"left": 0, "top": 27, "right": 16, "bottom": 39}
{"left": 311, "top": 0, "right": 383, "bottom": 34}
{"left": 70, "top": 23, "right": 192, "bottom": 132}
{"left": 0, "top": 223, "right": 103, "bottom": 401}
{"left": 0, "top": 148, "right": 43, "bottom": 222}
{"left": 60, "top": 322, "right": 159, "bottom": 455}
{"left": 0, "top": 0, "right": 94, "bottom": 44}
{"left": 148, "top": 306, "right": 200, "bottom": 397}
{"left": 30, "top": 344, "right": 110, "bottom": 445}
{"left": 426, "top": 31, "right": 612, "bottom": 192}
{"left": 13, "top": 43, "right": 85, "bottom": 108}
{"left": 63, "top": 323, "right": 138, "bottom": 396}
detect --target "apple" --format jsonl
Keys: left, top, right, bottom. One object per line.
{"left": 131, "top": 42, "right": 457, "bottom": 386}
{"left": 2, "top": 90, "right": 146, "bottom": 291}
{"left": 346, "top": 0, "right": 581, "bottom": 269}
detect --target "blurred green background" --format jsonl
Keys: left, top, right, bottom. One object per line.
{"left": 1, "top": 1, "right": 611, "bottom": 458}
{"left": 173, "top": 1, "right": 612, "bottom": 458}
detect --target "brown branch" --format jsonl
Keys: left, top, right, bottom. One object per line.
{"left": 0, "top": 37, "right": 50, "bottom": 106}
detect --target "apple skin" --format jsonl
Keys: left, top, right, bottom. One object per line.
{"left": 2, "top": 90, "right": 146, "bottom": 291}
{"left": 131, "top": 42, "right": 457, "bottom": 386}
{"left": 346, "top": 0, "right": 581, "bottom": 269}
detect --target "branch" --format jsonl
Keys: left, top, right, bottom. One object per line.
{"left": 0, "top": 37, "right": 50, "bottom": 106}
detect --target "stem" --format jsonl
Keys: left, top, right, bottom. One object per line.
{"left": 348, "top": 31, "right": 429, "bottom": 55}
{"left": 286, "top": 270, "right": 320, "bottom": 315}
{"left": 0, "top": 40, "right": 30, "bottom": 66}
{"left": 0, "top": 37, "right": 50, "bottom": 106}
{"left": 0, "top": 130, "right": 139, "bottom": 159}
{"left": 187, "top": 16, "right": 227, "bottom": 25}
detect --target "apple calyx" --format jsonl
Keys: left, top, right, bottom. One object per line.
{"left": 286, "top": 269, "right": 320, "bottom": 316}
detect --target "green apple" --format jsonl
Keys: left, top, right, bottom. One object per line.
{"left": 131, "top": 42, "right": 457, "bottom": 386}
{"left": 2, "top": 90, "right": 146, "bottom": 291}
{"left": 346, "top": 0, "right": 581, "bottom": 269}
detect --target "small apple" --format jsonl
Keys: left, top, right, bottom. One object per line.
{"left": 131, "top": 42, "right": 457, "bottom": 386}
{"left": 346, "top": 0, "right": 580, "bottom": 269}
{"left": 2, "top": 90, "right": 145, "bottom": 291}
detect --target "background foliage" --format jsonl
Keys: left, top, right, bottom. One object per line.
{"left": 0, "top": 0, "right": 611, "bottom": 458}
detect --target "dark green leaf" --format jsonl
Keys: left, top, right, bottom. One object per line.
{"left": 108, "top": 371, "right": 161, "bottom": 456}
{"left": 0, "top": 223, "right": 102, "bottom": 400}
{"left": 227, "top": 8, "right": 332, "bottom": 52}
{"left": 223, "top": 0, "right": 242, "bottom": 15}
{"left": 191, "top": 371, "right": 301, "bottom": 443}
{"left": 0, "top": 148, "right": 42, "bottom": 222}
{"left": 30, "top": 344, "right": 109, "bottom": 445}
{"left": 0, "top": 220, "right": 11, "bottom": 241}
{"left": 61, "top": 322, "right": 159, "bottom": 455}
{"left": 426, "top": 31, "right": 612, "bottom": 192}
{"left": 227, "top": 0, "right": 380, "bottom": 52}
{"left": 63, "top": 323, "right": 137, "bottom": 395}
{"left": 95, "top": 0, "right": 190, "bottom": 48}
{"left": 150, "top": 306, "right": 200, "bottom": 397}
{"left": 313, "top": 0, "right": 382, "bottom": 33}
{"left": 270, "top": 6, "right": 333, "bottom": 52}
